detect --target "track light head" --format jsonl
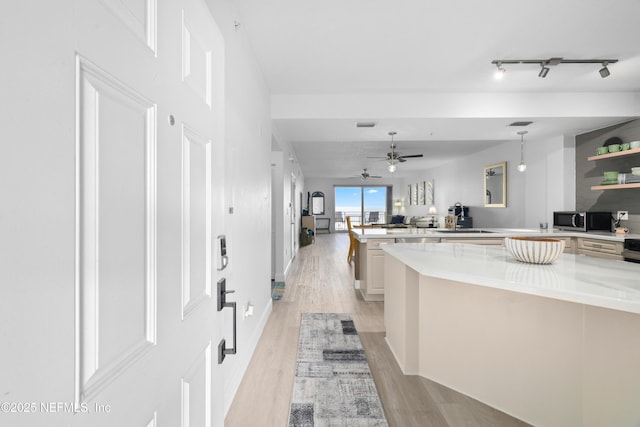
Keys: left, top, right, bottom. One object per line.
{"left": 599, "top": 63, "right": 610, "bottom": 78}
{"left": 494, "top": 62, "right": 505, "bottom": 80}
{"left": 538, "top": 64, "right": 549, "bottom": 78}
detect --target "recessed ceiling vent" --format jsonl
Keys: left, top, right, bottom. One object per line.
{"left": 356, "top": 122, "right": 376, "bottom": 128}
{"left": 509, "top": 121, "right": 533, "bottom": 127}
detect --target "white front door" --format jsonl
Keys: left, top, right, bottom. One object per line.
{"left": 1, "top": 0, "right": 226, "bottom": 426}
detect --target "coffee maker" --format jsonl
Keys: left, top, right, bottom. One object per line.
{"left": 448, "top": 203, "right": 473, "bottom": 228}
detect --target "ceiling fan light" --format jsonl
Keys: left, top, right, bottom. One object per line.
{"left": 387, "top": 162, "right": 396, "bottom": 173}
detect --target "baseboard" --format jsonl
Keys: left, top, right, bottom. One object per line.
{"left": 274, "top": 253, "right": 295, "bottom": 283}
{"left": 384, "top": 336, "right": 418, "bottom": 376}
{"left": 223, "top": 298, "right": 273, "bottom": 416}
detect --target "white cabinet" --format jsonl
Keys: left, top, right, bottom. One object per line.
{"left": 576, "top": 237, "right": 623, "bottom": 260}
{"left": 359, "top": 238, "right": 392, "bottom": 301}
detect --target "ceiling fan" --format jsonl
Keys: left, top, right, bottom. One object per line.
{"left": 353, "top": 168, "right": 382, "bottom": 181}
{"left": 368, "top": 131, "right": 424, "bottom": 172}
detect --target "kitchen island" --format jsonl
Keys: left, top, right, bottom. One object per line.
{"left": 383, "top": 242, "right": 640, "bottom": 426}
{"left": 351, "top": 227, "right": 636, "bottom": 301}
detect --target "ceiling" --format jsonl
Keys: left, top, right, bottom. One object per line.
{"left": 231, "top": 0, "right": 640, "bottom": 178}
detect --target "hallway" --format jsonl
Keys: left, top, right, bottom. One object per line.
{"left": 225, "top": 233, "right": 528, "bottom": 426}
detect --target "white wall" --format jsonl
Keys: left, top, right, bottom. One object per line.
{"left": 270, "top": 130, "right": 305, "bottom": 282}
{"left": 400, "top": 136, "right": 575, "bottom": 228}
{"left": 205, "top": 0, "right": 274, "bottom": 414}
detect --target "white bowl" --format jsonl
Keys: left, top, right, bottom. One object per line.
{"left": 504, "top": 237, "right": 565, "bottom": 264}
{"left": 630, "top": 141, "right": 640, "bottom": 149}
{"left": 631, "top": 167, "right": 640, "bottom": 176}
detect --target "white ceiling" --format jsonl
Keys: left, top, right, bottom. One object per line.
{"left": 231, "top": 0, "right": 640, "bottom": 178}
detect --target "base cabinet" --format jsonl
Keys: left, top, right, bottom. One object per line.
{"left": 359, "top": 238, "right": 392, "bottom": 301}
{"left": 576, "top": 237, "right": 623, "bottom": 260}
{"left": 555, "top": 236, "right": 575, "bottom": 253}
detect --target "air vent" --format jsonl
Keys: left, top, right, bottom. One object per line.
{"left": 509, "top": 121, "right": 533, "bottom": 127}
{"left": 356, "top": 122, "right": 376, "bottom": 128}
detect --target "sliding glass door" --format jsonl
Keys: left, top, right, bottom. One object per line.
{"left": 334, "top": 186, "right": 389, "bottom": 230}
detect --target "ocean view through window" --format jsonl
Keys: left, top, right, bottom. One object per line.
{"left": 334, "top": 186, "right": 390, "bottom": 230}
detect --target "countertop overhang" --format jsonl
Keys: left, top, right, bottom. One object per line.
{"left": 382, "top": 242, "right": 640, "bottom": 314}
{"left": 352, "top": 227, "right": 638, "bottom": 242}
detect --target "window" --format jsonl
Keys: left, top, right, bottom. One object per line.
{"left": 334, "top": 186, "right": 391, "bottom": 230}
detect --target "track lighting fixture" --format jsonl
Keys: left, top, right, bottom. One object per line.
{"left": 491, "top": 57, "right": 618, "bottom": 79}
{"left": 517, "top": 131, "right": 527, "bottom": 172}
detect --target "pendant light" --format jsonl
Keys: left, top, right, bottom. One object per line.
{"left": 517, "top": 131, "right": 527, "bottom": 172}
{"left": 387, "top": 131, "right": 397, "bottom": 173}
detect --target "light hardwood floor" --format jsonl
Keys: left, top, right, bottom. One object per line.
{"left": 225, "top": 233, "right": 529, "bottom": 426}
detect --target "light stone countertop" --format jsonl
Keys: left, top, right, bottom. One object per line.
{"left": 352, "top": 227, "right": 639, "bottom": 243}
{"left": 381, "top": 242, "right": 640, "bottom": 314}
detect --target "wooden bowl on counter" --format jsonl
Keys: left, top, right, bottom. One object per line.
{"left": 504, "top": 237, "right": 565, "bottom": 265}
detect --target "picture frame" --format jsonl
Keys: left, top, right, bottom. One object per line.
{"left": 426, "top": 180, "right": 434, "bottom": 205}
{"left": 418, "top": 181, "right": 425, "bottom": 205}
{"left": 411, "top": 183, "right": 418, "bottom": 205}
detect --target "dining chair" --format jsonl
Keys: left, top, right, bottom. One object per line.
{"left": 335, "top": 211, "right": 345, "bottom": 230}
{"left": 346, "top": 216, "right": 356, "bottom": 263}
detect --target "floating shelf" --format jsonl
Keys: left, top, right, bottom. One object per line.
{"left": 587, "top": 147, "right": 640, "bottom": 161}
{"left": 591, "top": 183, "right": 640, "bottom": 190}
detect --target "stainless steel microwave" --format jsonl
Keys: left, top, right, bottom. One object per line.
{"left": 553, "top": 211, "right": 612, "bottom": 232}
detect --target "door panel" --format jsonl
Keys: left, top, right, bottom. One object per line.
{"left": 76, "top": 55, "right": 157, "bottom": 403}
{"left": 182, "top": 125, "right": 212, "bottom": 318}
{"left": 99, "top": 0, "right": 157, "bottom": 54}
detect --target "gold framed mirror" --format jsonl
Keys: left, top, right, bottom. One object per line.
{"left": 484, "top": 162, "right": 506, "bottom": 207}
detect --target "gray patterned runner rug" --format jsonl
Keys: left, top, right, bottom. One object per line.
{"left": 288, "top": 313, "right": 388, "bottom": 426}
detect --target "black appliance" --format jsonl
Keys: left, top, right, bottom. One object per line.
{"left": 448, "top": 203, "right": 472, "bottom": 228}
{"left": 552, "top": 211, "right": 612, "bottom": 232}
{"left": 448, "top": 203, "right": 469, "bottom": 217}
{"left": 622, "top": 239, "right": 640, "bottom": 263}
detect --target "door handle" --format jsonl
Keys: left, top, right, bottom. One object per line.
{"left": 217, "top": 278, "right": 237, "bottom": 364}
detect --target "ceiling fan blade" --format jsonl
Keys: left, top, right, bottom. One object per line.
{"left": 398, "top": 154, "right": 424, "bottom": 159}
{"left": 371, "top": 175, "right": 382, "bottom": 178}
{"left": 367, "top": 156, "right": 389, "bottom": 159}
